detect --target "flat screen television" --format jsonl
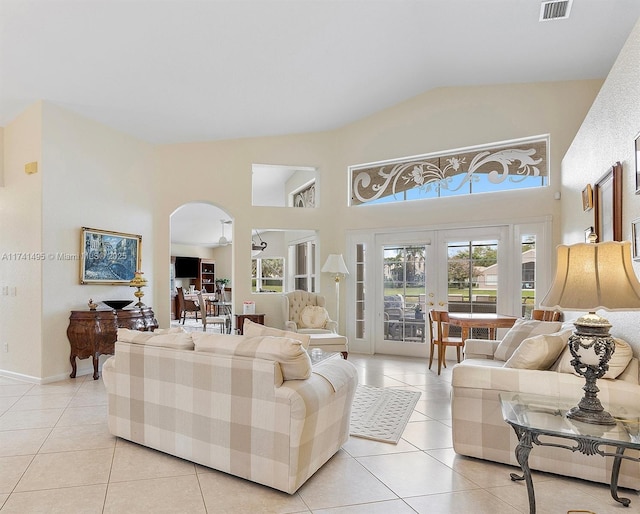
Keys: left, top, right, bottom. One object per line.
{"left": 174, "top": 256, "right": 199, "bottom": 278}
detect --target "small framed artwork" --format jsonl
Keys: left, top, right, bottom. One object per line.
{"left": 581, "top": 184, "right": 593, "bottom": 211}
{"left": 635, "top": 131, "right": 640, "bottom": 194}
{"left": 80, "top": 227, "right": 142, "bottom": 284}
{"left": 594, "top": 162, "right": 623, "bottom": 242}
{"left": 633, "top": 219, "right": 640, "bottom": 260}
{"left": 584, "top": 226, "right": 595, "bottom": 243}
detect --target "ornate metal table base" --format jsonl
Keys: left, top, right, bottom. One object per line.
{"left": 508, "top": 423, "right": 634, "bottom": 513}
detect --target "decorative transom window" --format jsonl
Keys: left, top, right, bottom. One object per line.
{"left": 292, "top": 181, "right": 315, "bottom": 208}
{"left": 349, "top": 135, "right": 548, "bottom": 206}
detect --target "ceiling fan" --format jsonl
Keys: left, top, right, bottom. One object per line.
{"left": 251, "top": 230, "right": 267, "bottom": 256}
{"left": 218, "top": 220, "right": 231, "bottom": 246}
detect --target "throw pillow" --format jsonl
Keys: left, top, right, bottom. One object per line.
{"left": 300, "top": 305, "right": 329, "bottom": 329}
{"left": 242, "top": 319, "right": 311, "bottom": 349}
{"left": 117, "top": 328, "right": 194, "bottom": 350}
{"left": 494, "top": 319, "right": 563, "bottom": 362}
{"left": 192, "top": 333, "right": 312, "bottom": 380}
{"left": 504, "top": 329, "right": 571, "bottom": 370}
{"left": 554, "top": 337, "right": 633, "bottom": 379}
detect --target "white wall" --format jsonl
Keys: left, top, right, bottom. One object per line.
{"left": 562, "top": 19, "right": 640, "bottom": 354}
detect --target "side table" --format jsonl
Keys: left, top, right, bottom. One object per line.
{"left": 500, "top": 392, "right": 640, "bottom": 513}
{"left": 235, "top": 313, "right": 265, "bottom": 334}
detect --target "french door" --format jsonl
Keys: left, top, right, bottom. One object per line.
{"left": 374, "top": 226, "right": 508, "bottom": 358}
{"left": 375, "top": 231, "right": 436, "bottom": 357}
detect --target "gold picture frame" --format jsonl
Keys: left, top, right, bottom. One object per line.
{"left": 582, "top": 184, "right": 593, "bottom": 211}
{"left": 80, "top": 227, "right": 142, "bottom": 284}
{"left": 594, "top": 162, "right": 623, "bottom": 242}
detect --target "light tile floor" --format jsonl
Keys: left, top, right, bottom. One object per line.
{"left": 1, "top": 353, "right": 638, "bottom": 513}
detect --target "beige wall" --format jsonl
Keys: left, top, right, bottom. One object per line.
{"left": 153, "top": 80, "right": 601, "bottom": 332}
{"left": 1, "top": 78, "right": 601, "bottom": 380}
{"left": 0, "top": 102, "right": 43, "bottom": 378}
{"left": 1, "top": 103, "right": 155, "bottom": 381}
{"left": 562, "top": 18, "right": 640, "bottom": 353}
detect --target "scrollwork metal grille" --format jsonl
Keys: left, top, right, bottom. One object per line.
{"left": 349, "top": 136, "right": 548, "bottom": 206}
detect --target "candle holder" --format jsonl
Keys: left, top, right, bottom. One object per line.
{"left": 129, "top": 271, "right": 148, "bottom": 307}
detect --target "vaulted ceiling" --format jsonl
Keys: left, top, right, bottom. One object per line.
{"left": 3, "top": 0, "right": 640, "bottom": 144}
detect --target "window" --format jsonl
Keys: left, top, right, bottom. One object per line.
{"left": 252, "top": 257, "right": 284, "bottom": 293}
{"left": 521, "top": 235, "right": 537, "bottom": 318}
{"left": 349, "top": 135, "right": 548, "bottom": 206}
{"left": 355, "top": 244, "right": 366, "bottom": 338}
{"left": 293, "top": 241, "right": 316, "bottom": 292}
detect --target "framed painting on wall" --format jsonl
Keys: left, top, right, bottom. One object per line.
{"left": 594, "top": 162, "right": 623, "bottom": 242}
{"left": 80, "top": 227, "right": 142, "bottom": 284}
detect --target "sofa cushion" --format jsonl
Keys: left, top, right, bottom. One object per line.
{"left": 494, "top": 319, "right": 563, "bottom": 361}
{"left": 116, "top": 328, "right": 194, "bottom": 350}
{"left": 192, "top": 333, "right": 312, "bottom": 380}
{"left": 242, "top": 319, "right": 311, "bottom": 349}
{"left": 554, "top": 337, "right": 633, "bottom": 380}
{"left": 300, "top": 305, "right": 329, "bottom": 329}
{"left": 504, "top": 329, "right": 571, "bottom": 370}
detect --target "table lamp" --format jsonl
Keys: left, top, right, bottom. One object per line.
{"left": 129, "top": 270, "right": 148, "bottom": 307}
{"left": 321, "top": 254, "right": 349, "bottom": 329}
{"left": 541, "top": 241, "right": 640, "bottom": 425}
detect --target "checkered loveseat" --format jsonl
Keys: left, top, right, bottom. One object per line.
{"left": 102, "top": 327, "right": 358, "bottom": 494}
{"left": 451, "top": 319, "right": 640, "bottom": 489}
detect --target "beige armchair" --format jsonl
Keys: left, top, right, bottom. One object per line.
{"left": 282, "top": 290, "right": 338, "bottom": 334}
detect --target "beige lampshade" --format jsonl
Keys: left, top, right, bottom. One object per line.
{"left": 321, "top": 254, "right": 349, "bottom": 275}
{"left": 540, "top": 241, "right": 640, "bottom": 311}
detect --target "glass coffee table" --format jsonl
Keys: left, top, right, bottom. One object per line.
{"left": 499, "top": 392, "right": 640, "bottom": 513}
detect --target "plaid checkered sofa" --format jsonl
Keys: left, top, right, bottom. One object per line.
{"left": 102, "top": 328, "right": 358, "bottom": 494}
{"left": 451, "top": 319, "right": 640, "bottom": 489}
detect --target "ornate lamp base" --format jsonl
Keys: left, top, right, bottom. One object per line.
{"left": 567, "top": 405, "right": 616, "bottom": 425}
{"left": 566, "top": 313, "right": 617, "bottom": 426}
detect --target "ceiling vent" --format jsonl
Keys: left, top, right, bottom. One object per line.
{"left": 539, "top": 0, "right": 572, "bottom": 21}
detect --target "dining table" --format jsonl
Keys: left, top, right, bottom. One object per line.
{"left": 447, "top": 312, "right": 519, "bottom": 340}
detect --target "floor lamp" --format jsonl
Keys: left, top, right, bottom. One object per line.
{"left": 321, "top": 254, "right": 349, "bottom": 330}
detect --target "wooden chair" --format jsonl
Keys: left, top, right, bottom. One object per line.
{"left": 428, "top": 310, "right": 464, "bottom": 375}
{"left": 532, "top": 309, "right": 563, "bottom": 322}
{"left": 176, "top": 287, "right": 199, "bottom": 324}
{"left": 197, "top": 291, "right": 226, "bottom": 332}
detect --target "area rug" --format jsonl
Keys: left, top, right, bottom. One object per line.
{"left": 350, "top": 385, "right": 421, "bottom": 444}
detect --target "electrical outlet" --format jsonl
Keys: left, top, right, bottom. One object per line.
{"left": 1, "top": 286, "right": 7, "bottom": 296}
{"left": 9, "top": 287, "right": 16, "bottom": 297}
{"left": 2, "top": 343, "right": 7, "bottom": 353}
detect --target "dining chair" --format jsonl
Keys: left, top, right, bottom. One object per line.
{"left": 531, "top": 309, "right": 563, "bottom": 322}
{"left": 428, "top": 309, "right": 464, "bottom": 375}
{"left": 197, "top": 291, "right": 226, "bottom": 333}
{"left": 176, "top": 287, "right": 199, "bottom": 324}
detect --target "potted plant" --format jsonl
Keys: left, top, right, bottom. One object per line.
{"left": 215, "top": 278, "right": 230, "bottom": 293}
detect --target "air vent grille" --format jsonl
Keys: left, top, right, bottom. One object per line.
{"left": 540, "top": 0, "right": 572, "bottom": 21}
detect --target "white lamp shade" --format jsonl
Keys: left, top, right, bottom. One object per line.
{"left": 321, "top": 254, "right": 349, "bottom": 275}
{"left": 541, "top": 241, "right": 640, "bottom": 311}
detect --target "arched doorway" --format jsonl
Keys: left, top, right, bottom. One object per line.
{"left": 170, "top": 202, "right": 233, "bottom": 328}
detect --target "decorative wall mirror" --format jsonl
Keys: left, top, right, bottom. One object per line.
{"left": 252, "top": 164, "right": 317, "bottom": 207}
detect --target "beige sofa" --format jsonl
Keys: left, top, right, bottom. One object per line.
{"left": 451, "top": 319, "right": 640, "bottom": 489}
{"left": 103, "top": 327, "right": 358, "bottom": 494}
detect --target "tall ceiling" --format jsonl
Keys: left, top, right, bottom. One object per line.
{"left": 3, "top": 0, "right": 640, "bottom": 145}
{"left": 4, "top": 1, "right": 640, "bottom": 246}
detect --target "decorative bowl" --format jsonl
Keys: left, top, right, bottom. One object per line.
{"left": 102, "top": 300, "right": 133, "bottom": 310}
